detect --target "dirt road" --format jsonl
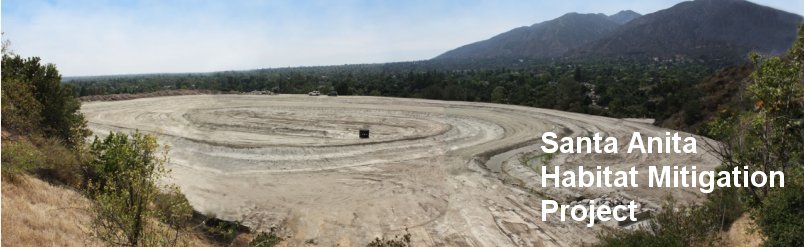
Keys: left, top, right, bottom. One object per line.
{"left": 82, "top": 95, "right": 719, "bottom": 246}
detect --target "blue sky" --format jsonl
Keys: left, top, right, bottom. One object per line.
{"left": 2, "top": 0, "right": 803, "bottom": 76}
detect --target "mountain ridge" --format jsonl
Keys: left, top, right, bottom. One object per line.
{"left": 571, "top": 0, "right": 803, "bottom": 58}
{"left": 607, "top": 10, "right": 642, "bottom": 24}
{"left": 434, "top": 12, "right": 628, "bottom": 60}
{"left": 435, "top": 0, "right": 802, "bottom": 62}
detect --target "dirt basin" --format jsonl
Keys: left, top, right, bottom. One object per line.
{"left": 82, "top": 95, "right": 719, "bottom": 246}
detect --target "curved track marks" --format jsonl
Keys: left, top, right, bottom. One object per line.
{"left": 83, "top": 95, "right": 719, "bottom": 246}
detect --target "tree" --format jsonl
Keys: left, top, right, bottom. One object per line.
{"left": 334, "top": 81, "right": 351, "bottom": 95}
{"left": 88, "top": 131, "right": 192, "bottom": 247}
{"left": 709, "top": 51, "right": 803, "bottom": 205}
{"left": 490, "top": 86, "right": 507, "bottom": 104}
{"left": 1, "top": 54, "right": 89, "bottom": 146}
{"left": 1, "top": 76, "right": 43, "bottom": 133}
{"left": 555, "top": 78, "right": 590, "bottom": 113}
{"left": 707, "top": 25, "right": 803, "bottom": 246}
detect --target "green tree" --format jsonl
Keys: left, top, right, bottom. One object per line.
{"left": 88, "top": 131, "right": 192, "bottom": 247}
{"left": 1, "top": 54, "right": 89, "bottom": 146}
{"left": 334, "top": 81, "right": 351, "bottom": 95}
{"left": 708, "top": 51, "right": 803, "bottom": 205}
{"left": 490, "top": 85, "right": 507, "bottom": 104}
{"left": 707, "top": 25, "right": 803, "bottom": 246}
{"left": 1, "top": 76, "right": 43, "bottom": 133}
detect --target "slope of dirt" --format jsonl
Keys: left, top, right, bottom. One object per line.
{"left": 82, "top": 95, "right": 721, "bottom": 246}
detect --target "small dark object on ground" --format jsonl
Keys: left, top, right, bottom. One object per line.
{"left": 328, "top": 91, "right": 338, "bottom": 96}
{"left": 359, "top": 129, "right": 369, "bottom": 139}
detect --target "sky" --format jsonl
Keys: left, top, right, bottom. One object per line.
{"left": 2, "top": 0, "right": 803, "bottom": 76}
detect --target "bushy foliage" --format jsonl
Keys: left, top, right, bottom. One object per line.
{"left": 594, "top": 199, "right": 724, "bottom": 247}
{"left": 1, "top": 77, "right": 43, "bottom": 133}
{"left": 702, "top": 184, "right": 744, "bottom": 231}
{"left": 1, "top": 136, "right": 85, "bottom": 185}
{"left": 152, "top": 189, "right": 194, "bottom": 230}
{"left": 200, "top": 216, "right": 244, "bottom": 244}
{"left": 248, "top": 228, "right": 283, "bottom": 247}
{"left": 1, "top": 52, "right": 90, "bottom": 147}
{"left": 755, "top": 176, "right": 804, "bottom": 247}
{"left": 366, "top": 229, "right": 412, "bottom": 247}
{"left": 490, "top": 86, "right": 508, "bottom": 103}
{"left": 707, "top": 27, "right": 802, "bottom": 204}
{"left": 706, "top": 25, "right": 803, "bottom": 247}
{"left": 87, "top": 131, "right": 192, "bottom": 247}
{"left": 1, "top": 139, "right": 46, "bottom": 176}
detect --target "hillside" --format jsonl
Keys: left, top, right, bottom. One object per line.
{"left": 657, "top": 65, "right": 754, "bottom": 132}
{"left": 1, "top": 175, "right": 98, "bottom": 247}
{"left": 434, "top": 12, "right": 626, "bottom": 60}
{"left": 1, "top": 173, "right": 222, "bottom": 247}
{"left": 437, "top": 0, "right": 801, "bottom": 62}
{"left": 572, "top": 0, "right": 803, "bottom": 59}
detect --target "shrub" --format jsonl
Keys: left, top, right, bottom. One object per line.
{"left": 594, "top": 198, "right": 724, "bottom": 247}
{"left": 153, "top": 188, "right": 194, "bottom": 229}
{"left": 366, "top": 229, "right": 412, "bottom": 247}
{"left": 1, "top": 139, "right": 45, "bottom": 176}
{"left": 32, "top": 135, "right": 85, "bottom": 186}
{"left": 756, "top": 175, "right": 804, "bottom": 247}
{"left": 249, "top": 228, "right": 282, "bottom": 247}
{"left": 1, "top": 135, "right": 84, "bottom": 185}
{"left": 200, "top": 216, "right": 245, "bottom": 244}
{"left": 696, "top": 166, "right": 745, "bottom": 231}
{"left": 87, "top": 131, "right": 189, "bottom": 247}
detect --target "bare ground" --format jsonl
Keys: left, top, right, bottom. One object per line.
{"left": 82, "top": 95, "right": 721, "bottom": 246}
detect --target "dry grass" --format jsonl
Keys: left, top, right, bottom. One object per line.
{"left": 1, "top": 174, "right": 220, "bottom": 247}
{"left": 723, "top": 214, "right": 764, "bottom": 247}
{"left": 1, "top": 174, "right": 98, "bottom": 247}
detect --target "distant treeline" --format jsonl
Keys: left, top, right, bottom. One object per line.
{"left": 66, "top": 58, "right": 721, "bottom": 125}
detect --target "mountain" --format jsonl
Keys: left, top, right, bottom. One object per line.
{"left": 434, "top": 12, "right": 623, "bottom": 60}
{"left": 607, "top": 10, "right": 642, "bottom": 24}
{"left": 572, "top": 0, "right": 803, "bottom": 58}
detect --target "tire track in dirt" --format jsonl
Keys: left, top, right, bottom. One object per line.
{"left": 83, "top": 95, "right": 719, "bottom": 246}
